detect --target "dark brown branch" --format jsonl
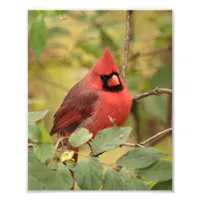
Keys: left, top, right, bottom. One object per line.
{"left": 132, "top": 88, "right": 172, "bottom": 102}
{"left": 129, "top": 45, "right": 172, "bottom": 61}
{"left": 121, "top": 10, "right": 133, "bottom": 80}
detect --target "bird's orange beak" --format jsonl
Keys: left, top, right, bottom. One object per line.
{"left": 108, "top": 74, "right": 120, "bottom": 87}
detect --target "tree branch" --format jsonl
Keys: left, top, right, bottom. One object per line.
{"left": 140, "top": 128, "right": 172, "bottom": 146}
{"left": 120, "top": 128, "right": 172, "bottom": 148}
{"left": 132, "top": 88, "right": 172, "bottom": 102}
{"left": 121, "top": 10, "right": 133, "bottom": 80}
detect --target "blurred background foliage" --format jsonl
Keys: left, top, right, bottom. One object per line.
{"left": 28, "top": 10, "right": 172, "bottom": 168}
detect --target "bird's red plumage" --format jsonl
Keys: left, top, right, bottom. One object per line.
{"left": 50, "top": 47, "right": 132, "bottom": 163}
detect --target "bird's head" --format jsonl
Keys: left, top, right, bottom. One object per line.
{"left": 85, "top": 47, "right": 123, "bottom": 92}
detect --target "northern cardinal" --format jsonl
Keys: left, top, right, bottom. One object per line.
{"left": 50, "top": 47, "right": 132, "bottom": 162}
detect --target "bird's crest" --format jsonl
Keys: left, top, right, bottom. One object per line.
{"left": 92, "top": 47, "right": 119, "bottom": 75}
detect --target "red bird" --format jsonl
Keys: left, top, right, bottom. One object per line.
{"left": 50, "top": 47, "right": 132, "bottom": 162}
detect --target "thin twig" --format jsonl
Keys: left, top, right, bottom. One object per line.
{"left": 121, "top": 10, "right": 133, "bottom": 80}
{"left": 86, "top": 142, "right": 93, "bottom": 152}
{"left": 120, "top": 127, "right": 172, "bottom": 148}
{"left": 140, "top": 128, "right": 172, "bottom": 146}
{"left": 132, "top": 88, "right": 172, "bottom": 102}
{"left": 55, "top": 137, "right": 67, "bottom": 149}
{"left": 120, "top": 143, "right": 145, "bottom": 148}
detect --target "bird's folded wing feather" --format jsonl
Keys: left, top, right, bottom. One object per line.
{"left": 50, "top": 83, "right": 99, "bottom": 135}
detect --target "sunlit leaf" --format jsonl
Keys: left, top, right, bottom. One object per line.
{"left": 69, "top": 128, "right": 93, "bottom": 147}
{"left": 38, "top": 120, "right": 54, "bottom": 144}
{"left": 59, "top": 150, "right": 75, "bottom": 162}
{"left": 74, "top": 158, "right": 104, "bottom": 190}
{"left": 92, "top": 126, "right": 132, "bottom": 155}
{"left": 116, "top": 147, "right": 167, "bottom": 169}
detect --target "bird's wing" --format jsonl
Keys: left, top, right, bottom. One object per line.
{"left": 50, "top": 83, "right": 99, "bottom": 135}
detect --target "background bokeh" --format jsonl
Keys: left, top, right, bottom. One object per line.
{"left": 28, "top": 10, "right": 172, "bottom": 167}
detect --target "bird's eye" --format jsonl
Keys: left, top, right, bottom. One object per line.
{"left": 100, "top": 75, "right": 106, "bottom": 81}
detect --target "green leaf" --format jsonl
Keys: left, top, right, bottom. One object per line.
{"left": 48, "top": 161, "right": 58, "bottom": 170}
{"left": 135, "top": 160, "right": 172, "bottom": 182}
{"left": 151, "top": 179, "right": 172, "bottom": 190}
{"left": 74, "top": 158, "right": 104, "bottom": 190}
{"left": 92, "top": 126, "right": 132, "bottom": 155}
{"left": 38, "top": 120, "right": 54, "bottom": 144}
{"left": 119, "top": 168, "right": 148, "bottom": 190}
{"left": 48, "top": 27, "right": 70, "bottom": 39}
{"left": 28, "top": 109, "right": 49, "bottom": 123}
{"left": 28, "top": 122, "right": 41, "bottom": 140}
{"left": 28, "top": 175, "right": 43, "bottom": 190}
{"left": 33, "top": 143, "right": 55, "bottom": 163}
{"left": 69, "top": 128, "right": 93, "bottom": 147}
{"left": 30, "top": 15, "right": 48, "bottom": 60}
{"left": 116, "top": 147, "right": 167, "bottom": 169}
{"left": 28, "top": 150, "right": 73, "bottom": 190}
{"left": 102, "top": 168, "right": 124, "bottom": 190}
{"left": 56, "top": 167, "right": 74, "bottom": 190}
{"left": 143, "top": 96, "right": 167, "bottom": 122}
{"left": 149, "top": 64, "right": 172, "bottom": 89}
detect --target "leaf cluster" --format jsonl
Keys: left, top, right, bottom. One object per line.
{"left": 28, "top": 110, "right": 172, "bottom": 190}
